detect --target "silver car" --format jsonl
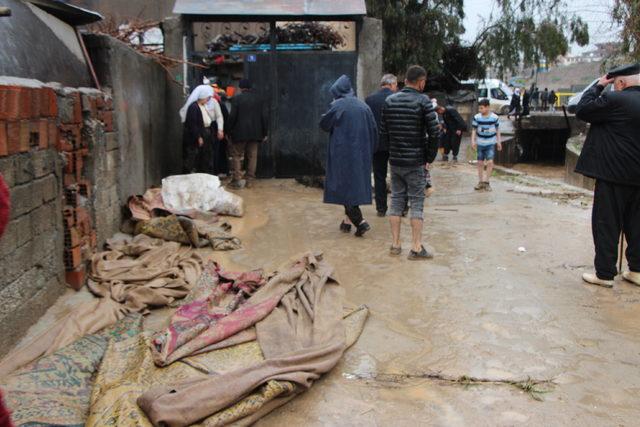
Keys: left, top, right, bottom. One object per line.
{"left": 567, "top": 78, "right": 614, "bottom": 114}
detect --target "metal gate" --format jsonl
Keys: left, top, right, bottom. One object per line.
{"left": 246, "top": 51, "right": 358, "bottom": 178}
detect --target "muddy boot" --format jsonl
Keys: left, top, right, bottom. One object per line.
{"left": 389, "top": 246, "right": 402, "bottom": 256}
{"left": 228, "top": 179, "right": 246, "bottom": 190}
{"left": 354, "top": 221, "right": 371, "bottom": 237}
{"left": 408, "top": 245, "right": 433, "bottom": 261}
{"left": 582, "top": 273, "right": 614, "bottom": 288}
{"left": 441, "top": 155, "right": 449, "bottom": 162}
{"left": 484, "top": 182, "right": 492, "bottom": 192}
{"left": 452, "top": 156, "right": 458, "bottom": 163}
{"left": 340, "top": 221, "right": 352, "bottom": 233}
{"left": 474, "top": 182, "right": 485, "bottom": 191}
{"left": 623, "top": 271, "right": 640, "bottom": 286}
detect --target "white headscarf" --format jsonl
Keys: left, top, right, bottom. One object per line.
{"left": 179, "top": 85, "right": 215, "bottom": 122}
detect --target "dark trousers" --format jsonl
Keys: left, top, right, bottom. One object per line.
{"left": 373, "top": 151, "right": 389, "bottom": 213}
{"left": 592, "top": 180, "right": 640, "bottom": 279}
{"left": 183, "top": 129, "right": 214, "bottom": 174}
{"left": 344, "top": 206, "right": 363, "bottom": 226}
{"left": 443, "top": 132, "right": 462, "bottom": 157}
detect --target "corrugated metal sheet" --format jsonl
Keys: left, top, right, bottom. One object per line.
{"left": 29, "top": 0, "right": 103, "bottom": 25}
{"left": 173, "top": 0, "right": 366, "bottom": 17}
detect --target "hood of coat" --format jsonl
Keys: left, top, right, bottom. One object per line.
{"left": 330, "top": 75, "right": 354, "bottom": 99}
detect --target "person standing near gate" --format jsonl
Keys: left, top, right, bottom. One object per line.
{"left": 575, "top": 63, "right": 640, "bottom": 288}
{"left": 436, "top": 104, "right": 467, "bottom": 163}
{"left": 320, "top": 75, "right": 378, "bottom": 237}
{"left": 366, "top": 74, "right": 398, "bottom": 217}
{"left": 541, "top": 88, "right": 549, "bottom": 111}
{"left": 380, "top": 65, "right": 440, "bottom": 259}
{"left": 227, "top": 79, "right": 268, "bottom": 189}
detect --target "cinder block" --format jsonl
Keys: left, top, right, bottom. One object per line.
{"left": 65, "top": 265, "right": 86, "bottom": 291}
{"left": 7, "top": 121, "right": 20, "bottom": 155}
{"left": 0, "top": 121, "right": 7, "bottom": 156}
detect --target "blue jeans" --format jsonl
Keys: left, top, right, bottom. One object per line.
{"left": 389, "top": 166, "right": 426, "bottom": 220}
{"left": 477, "top": 144, "right": 496, "bottom": 161}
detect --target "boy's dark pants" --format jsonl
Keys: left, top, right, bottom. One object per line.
{"left": 592, "top": 179, "right": 640, "bottom": 280}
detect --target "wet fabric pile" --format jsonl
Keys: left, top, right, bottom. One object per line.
{"left": 0, "top": 253, "right": 368, "bottom": 427}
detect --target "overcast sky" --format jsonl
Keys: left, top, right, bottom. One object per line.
{"left": 462, "top": 0, "right": 621, "bottom": 54}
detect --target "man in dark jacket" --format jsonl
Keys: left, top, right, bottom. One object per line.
{"left": 366, "top": 74, "right": 398, "bottom": 216}
{"left": 320, "top": 75, "right": 378, "bottom": 237}
{"left": 380, "top": 65, "right": 440, "bottom": 260}
{"left": 436, "top": 104, "right": 467, "bottom": 162}
{"left": 541, "top": 88, "right": 549, "bottom": 111}
{"left": 227, "top": 79, "right": 268, "bottom": 189}
{"left": 575, "top": 63, "right": 640, "bottom": 288}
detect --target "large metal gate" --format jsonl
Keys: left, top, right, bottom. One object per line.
{"left": 246, "top": 51, "right": 358, "bottom": 178}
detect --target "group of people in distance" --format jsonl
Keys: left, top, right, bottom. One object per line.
{"left": 319, "top": 62, "right": 640, "bottom": 289}
{"left": 508, "top": 86, "right": 559, "bottom": 119}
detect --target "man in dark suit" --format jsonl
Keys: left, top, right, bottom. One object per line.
{"left": 365, "top": 74, "right": 398, "bottom": 216}
{"left": 576, "top": 63, "right": 640, "bottom": 288}
{"left": 227, "top": 79, "right": 268, "bottom": 189}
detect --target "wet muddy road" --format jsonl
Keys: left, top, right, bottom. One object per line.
{"left": 222, "top": 160, "right": 640, "bottom": 426}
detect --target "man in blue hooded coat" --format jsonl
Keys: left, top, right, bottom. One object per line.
{"left": 320, "top": 75, "right": 378, "bottom": 237}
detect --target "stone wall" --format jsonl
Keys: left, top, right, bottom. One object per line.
{"left": 565, "top": 134, "right": 595, "bottom": 191}
{"left": 0, "top": 79, "right": 119, "bottom": 356}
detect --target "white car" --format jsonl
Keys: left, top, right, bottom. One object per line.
{"left": 462, "top": 79, "right": 514, "bottom": 115}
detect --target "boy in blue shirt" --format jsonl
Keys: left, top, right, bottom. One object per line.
{"left": 471, "top": 99, "right": 502, "bottom": 191}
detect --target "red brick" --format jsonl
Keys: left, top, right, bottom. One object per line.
{"left": 64, "top": 226, "right": 82, "bottom": 248}
{"left": 63, "top": 206, "right": 75, "bottom": 227}
{"left": 96, "top": 95, "right": 105, "bottom": 110}
{"left": 76, "top": 207, "right": 92, "bottom": 235}
{"left": 40, "top": 88, "right": 53, "bottom": 117}
{"left": 7, "top": 121, "right": 20, "bottom": 154}
{"left": 0, "top": 122, "right": 7, "bottom": 156}
{"left": 78, "top": 179, "right": 91, "bottom": 198}
{"left": 38, "top": 118, "right": 48, "bottom": 149}
{"left": 64, "top": 173, "right": 76, "bottom": 187}
{"left": 65, "top": 265, "right": 86, "bottom": 290}
{"left": 90, "top": 230, "right": 97, "bottom": 249}
{"left": 73, "top": 92, "right": 82, "bottom": 123}
{"left": 18, "top": 88, "right": 31, "bottom": 120}
{"left": 30, "top": 88, "right": 41, "bottom": 118}
{"left": 105, "top": 96, "right": 113, "bottom": 110}
{"left": 64, "top": 245, "right": 82, "bottom": 269}
{"left": 64, "top": 152, "right": 74, "bottom": 174}
{"left": 48, "top": 119, "right": 59, "bottom": 148}
{"left": 19, "top": 120, "right": 30, "bottom": 152}
{"left": 0, "top": 87, "right": 20, "bottom": 120}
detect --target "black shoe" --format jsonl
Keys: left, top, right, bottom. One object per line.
{"left": 408, "top": 245, "right": 434, "bottom": 260}
{"left": 376, "top": 211, "right": 386, "bottom": 217}
{"left": 340, "top": 221, "right": 352, "bottom": 233}
{"left": 354, "top": 221, "right": 371, "bottom": 237}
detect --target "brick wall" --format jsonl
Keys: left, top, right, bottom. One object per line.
{"left": 0, "top": 80, "right": 120, "bottom": 356}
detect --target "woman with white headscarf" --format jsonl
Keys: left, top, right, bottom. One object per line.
{"left": 180, "top": 85, "right": 216, "bottom": 173}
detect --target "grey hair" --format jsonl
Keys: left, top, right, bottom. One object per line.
{"left": 380, "top": 74, "right": 398, "bottom": 86}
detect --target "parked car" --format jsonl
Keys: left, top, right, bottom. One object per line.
{"left": 462, "top": 79, "right": 513, "bottom": 115}
{"left": 567, "top": 78, "right": 614, "bottom": 114}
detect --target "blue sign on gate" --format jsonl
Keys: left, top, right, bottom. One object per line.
{"left": 246, "top": 54, "right": 257, "bottom": 63}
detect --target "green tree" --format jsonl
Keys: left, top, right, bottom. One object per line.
{"left": 366, "top": 0, "right": 589, "bottom": 79}
{"left": 613, "top": 0, "right": 640, "bottom": 60}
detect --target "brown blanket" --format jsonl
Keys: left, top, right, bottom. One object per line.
{"left": 0, "top": 235, "right": 204, "bottom": 377}
{"left": 137, "top": 252, "right": 347, "bottom": 427}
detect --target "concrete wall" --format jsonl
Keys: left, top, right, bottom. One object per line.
{"left": 565, "top": 134, "right": 595, "bottom": 191}
{"left": 0, "top": 0, "right": 91, "bottom": 87}
{"left": 357, "top": 17, "right": 383, "bottom": 99}
{"left": 84, "top": 34, "right": 179, "bottom": 200}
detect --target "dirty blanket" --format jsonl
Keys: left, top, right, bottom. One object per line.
{"left": 0, "top": 236, "right": 204, "bottom": 377}
{"left": 127, "top": 188, "right": 219, "bottom": 223}
{"left": 134, "top": 215, "right": 241, "bottom": 251}
{"left": 150, "top": 262, "right": 266, "bottom": 366}
{"left": 138, "top": 252, "right": 349, "bottom": 427}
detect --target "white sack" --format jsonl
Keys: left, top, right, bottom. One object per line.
{"left": 161, "top": 173, "right": 244, "bottom": 217}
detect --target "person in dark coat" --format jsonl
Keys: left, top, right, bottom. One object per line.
{"left": 212, "top": 89, "right": 230, "bottom": 176}
{"left": 227, "top": 79, "right": 268, "bottom": 189}
{"left": 531, "top": 86, "right": 540, "bottom": 111}
{"left": 436, "top": 104, "right": 467, "bottom": 162}
{"left": 320, "top": 75, "right": 378, "bottom": 237}
{"left": 541, "top": 88, "right": 549, "bottom": 111}
{"left": 522, "top": 88, "right": 531, "bottom": 116}
{"left": 575, "top": 63, "right": 640, "bottom": 288}
{"left": 180, "top": 85, "right": 216, "bottom": 174}
{"left": 365, "top": 74, "right": 398, "bottom": 217}
{"left": 549, "top": 90, "right": 558, "bottom": 112}
{"left": 507, "top": 89, "right": 521, "bottom": 119}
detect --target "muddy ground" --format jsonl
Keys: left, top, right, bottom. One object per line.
{"left": 15, "top": 142, "right": 640, "bottom": 426}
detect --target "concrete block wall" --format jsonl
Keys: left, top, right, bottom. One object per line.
{"left": 0, "top": 81, "right": 120, "bottom": 356}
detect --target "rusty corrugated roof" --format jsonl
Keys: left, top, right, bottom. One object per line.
{"left": 173, "top": 0, "right": 367, "bottom": 17}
